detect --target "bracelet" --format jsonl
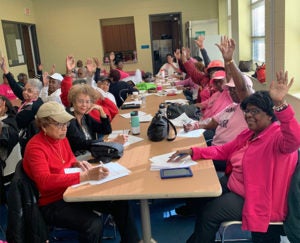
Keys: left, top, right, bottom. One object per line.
{"left": 273, "top": 101, "right": 288, "bottom": 112}
{"left": 226, "top": 59, "right": 234, "bottom": 65}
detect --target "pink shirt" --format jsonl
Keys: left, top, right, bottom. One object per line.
{"left": 227, "top": 142, "right": 249, "bottom": 197}
{"left": 212, "top": 103, "right": 248, "bottom": 146}
{"left": 201, "top": 89, "right": 232, "bottom": 120}
{"left": 0, "top": 83, "right": 17, "bottom": 100}
{"left": 117, "top": 69, "right": 130, "bottom": 80}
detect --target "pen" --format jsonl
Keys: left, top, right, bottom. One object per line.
{"left": 99, "top": 161, "right": 104, "bottom": 172}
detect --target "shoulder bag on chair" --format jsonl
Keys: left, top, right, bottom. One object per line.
{"left": 147, "top": 112, "right": 177, "bottom": 142}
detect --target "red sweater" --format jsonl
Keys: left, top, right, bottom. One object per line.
{"left": 89, "top": 97, "right": 118, "bottom": 122}
{"left": 23, "top": 132, "right": 79, "bottom": 206}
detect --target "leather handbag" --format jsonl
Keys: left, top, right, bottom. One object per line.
{"left": 90, "top": 142, "right": 124, "bottom": 163}
{"left": 147, "top": 112, "right": 177, "bottom": 142}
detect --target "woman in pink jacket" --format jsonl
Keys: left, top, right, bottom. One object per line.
{"left": 169, "top": 35, "right": 300, "bottom": 243}
{"left": 169, "top": 69, "right": 300, "bottom": 243}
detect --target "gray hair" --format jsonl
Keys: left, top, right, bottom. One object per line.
{"left": 27, "top": 78, "right": 43, "bottom": 93}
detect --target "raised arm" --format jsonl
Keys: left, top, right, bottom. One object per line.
{"left": 216, "top": 36, "right": 253, "bottom": 101}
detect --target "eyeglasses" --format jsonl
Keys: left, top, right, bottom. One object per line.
{"left": 50, "top": 121, "right": 70, "bottom": 129}
{"left": 243, "top": 108, "right": 262, "bottom": 115}
{"left": 76, "top": 99, "right": 92, "bottom": 105}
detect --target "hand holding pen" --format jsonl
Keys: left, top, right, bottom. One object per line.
{"left": 167, "top": 149, "right": 192, "bottom": 162}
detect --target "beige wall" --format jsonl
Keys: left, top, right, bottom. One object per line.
{"left": 0, "top": 0, "right": 36, "bottom": 76}
{"left": 29, "top": 0, "right": 218, "bottom": 74}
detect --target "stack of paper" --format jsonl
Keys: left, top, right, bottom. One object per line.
{"left": 108, "top": 130, "right": 144, "bottom": 147}
{"left": 169, "top": 113, "right": 195, "bottom": 127}
{"left": 177, "top": 128, "right": 205, "bottom": 138}
{"left": 149, "top": 152, "right": 197, "bottom": 171}
{"left": 65, "top": 162, "right": 131, "bottom": 187}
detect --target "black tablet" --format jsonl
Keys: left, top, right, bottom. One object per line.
{"left": 160, "top": 167, "right": 193, "bottom": 179}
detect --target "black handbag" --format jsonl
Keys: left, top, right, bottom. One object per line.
{"left": 147, "top": 112, "right": 177, "bottom": 142}
{"left": 90, "top": 142, "right": 124, "bottom": 163}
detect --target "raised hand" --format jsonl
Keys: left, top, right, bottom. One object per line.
{"left": 66, "top": 55, "right": 75, "bottom": 73}
{"left": 42, "top": 72, "right": 49, "bottom": 86}
{"left": 86, "top": 58, "right": 95, "bottom": 75}
{"left": 50, "top": 64, "right": 56, "bottom": 75}
{"left": 93, "top": 57, "right": 103, "bottom": 69}
{"left": 0, "top": 56, "right": 8, "bottom": 74}
{"left": 215, "top": 36, "right": 235, "bottom": 62}
{"left": 270, "top": 70, "right": 294, "bottom": 105}
{"left": 195, "top": 35, "right": 205, "bottom": 49}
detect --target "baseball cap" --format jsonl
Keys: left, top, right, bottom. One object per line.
{"left": 210, "top": 70, "right": 226, "bottom": 84}
{"left": 97, "top": 76, "right": 111, "bottom": 83}
{"left": 225, "top": 75, "right": 254, "bottom": 92}
{"left": 36, "top": 101, "right": 74, "bottom": 123}
{"left": 49, "top": 73, "right": 64, "bottom": 82}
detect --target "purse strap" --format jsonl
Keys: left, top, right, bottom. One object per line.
{"left": 162, "top": 116, "right": 177, "bottom": 141}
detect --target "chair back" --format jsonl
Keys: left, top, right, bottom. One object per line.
{"left": 6, "top": 160, "right": 49, "bottom": 243}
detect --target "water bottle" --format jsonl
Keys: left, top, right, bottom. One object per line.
{"left": 159, "top": 103, "right": 166, "bottom": 117}
{"left": 130, "top": 111, "right": 140, "bottom": 135}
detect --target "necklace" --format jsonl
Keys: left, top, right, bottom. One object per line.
{"left": 44, "top": 136, "right": 65, "bottom": 163}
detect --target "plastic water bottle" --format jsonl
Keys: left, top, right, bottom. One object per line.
{"left": 130, "top": 111, "right": 140, "bottom": 135}
{"left": 159, "top": 103, "right": 166, "bottom": 117}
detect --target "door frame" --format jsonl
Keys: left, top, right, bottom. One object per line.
{"left": 149, "top": 12, "right": 182, "bottom": 74}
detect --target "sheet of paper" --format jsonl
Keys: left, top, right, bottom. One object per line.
{"left": 169, "top": 113, "right": 195, "bottom": 127}
{"left": 65, "top": 162, "right": 131, "bottom": 187}
{"left": 177, "top": 128, "right": 205, "bottom": 138}
{"left": 108, "top": 130, "right": 144, "bottom": 147}
{"left": 149, "top": 152, "right": 197, "bottom": 171}
{"left": 122, "top": 100, "right": 142, "bottom": 105}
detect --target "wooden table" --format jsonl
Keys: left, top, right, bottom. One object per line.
{"left": 64, "top": 93, "right": 222, "bottom": 243}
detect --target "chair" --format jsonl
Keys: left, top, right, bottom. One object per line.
{"left": 0, "top": 142, "right": 22, "bottom": 204}
{"left": 216, "top": 221, "right": 283, "bottom": 243}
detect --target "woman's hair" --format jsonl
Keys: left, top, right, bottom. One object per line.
{"left": 17, "top": 73, "right": 28, "bottom": 82}
{"left": 27, "top": 78, "right": 43, "bottom": 93}
{"left": 109, "top": 69, "right": 121, "bottom": 82}
{"left": 35, "top": 116, "right": 54, "bottom": 129}
{"left": 0, "top": 95, "right": 16, "bottom": 116}
{"left": 67, "top": 84, "right": 99, "bottom": 105}
{"left": 240, "top": 91, "right": 277, "bottom": 122}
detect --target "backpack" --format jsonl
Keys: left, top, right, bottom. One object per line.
{"left": 252, "top": 63, "right": 266, "bottom": 83}
{"left": 90, "top": 142, "right": 124, "bottom": 163}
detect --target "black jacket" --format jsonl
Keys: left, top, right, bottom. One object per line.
{"left": 0, "top": 114, "right": 19, "bottom": 204}
{"left": 66, "top": 108, "right": 112, "bottom": 156}
{"left": 6, "top": 161, "right": 49, "bottom": 243}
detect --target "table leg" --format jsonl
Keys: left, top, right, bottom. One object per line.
{"left": 140, "top": 199, "right": 157, "bottom": 243}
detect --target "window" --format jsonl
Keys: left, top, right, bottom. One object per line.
{"left": 251, "top": 0, "right": 265, "bottom": 62}
{"left": 100, "top": 17, "right": 137, "bottom": 63}
{"left": 227, "top": 0, "right": 232, "bottom": 37}
{"left": 2, "top": 21, "right": 26, "bottom": 66}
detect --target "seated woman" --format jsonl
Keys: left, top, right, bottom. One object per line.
{"left": 66, "top": 84, "right": 112, "bottom": 156}
{"left": 109, "top": 52, "right": 142, "bottom": 84}
{"left": 0, "top": 95, "right": 19, "bottom": 204}
{"left": 157, "top": 53, "right": 180, "bottom": 77}
{"left": 169, "top": 68, "right": 300, "bottom": 242}
{"left": 0, "top": 57, "right": 43, "bottom": 155}
{"left": 23, "top": 101, "right": 141, "bottom": 243}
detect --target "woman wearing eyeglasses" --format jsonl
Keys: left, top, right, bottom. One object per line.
{"left": 169, "top": 37, "right": 300, "bottom": 243}
{"left": 23, "top": 101, "right": 141, "bottom": 243}
{"left": 0, "top": 56, "right": 43, "bottom": 155}
{"left": 65, "top": 84, "right": 112, "bottom": 156}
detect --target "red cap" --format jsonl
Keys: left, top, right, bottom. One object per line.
{"left": 210, "top": 70, "right": 226, "bottom": 84}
